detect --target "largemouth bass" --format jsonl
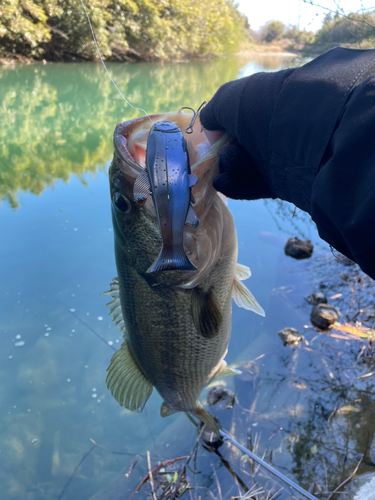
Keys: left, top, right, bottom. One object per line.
{"left": 133, "top": 120, "right": 199, "bottom": 273}
{"left": 104, "top": 112, "right": 265, "bottom": 432}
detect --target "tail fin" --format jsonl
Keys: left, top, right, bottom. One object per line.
{"left": 191, "top": 404, "right": 221, "bottom": 435}
{"left": 147, "top": 245, "right": 197, "bottom": 273}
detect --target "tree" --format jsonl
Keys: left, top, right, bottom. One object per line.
{"left": 261, "top": 20, "right": 285, "bottom": 43}
{"left": 0, "top": 0, "right": 248, "bottom": 61}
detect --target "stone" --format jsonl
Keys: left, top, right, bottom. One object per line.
{"left": 284, "top": 238, "right": 313, "bottom": 259}
{"left": 199, "top": 418, "right": 223, "bottom": 451}
{"left": 310, "top": 303, "right": 339, "bottom": 330}
{"left": 305, "top": 292, "right": 327, "bottom": 305}
{"left": 207, "top": 386, "right": 235, "bottom": 410}
{"left": 278, "top": 327, "right": 303, "bottom": 346}
{"left": 339, "top": 472, "right": 375, "bottom": 500}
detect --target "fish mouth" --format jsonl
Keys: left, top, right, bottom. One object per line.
{"left": 113, "top": 112, "right": 230, "bottom": 220}
{"left": 112, "top": 112, "right": 232, "bottom": 287}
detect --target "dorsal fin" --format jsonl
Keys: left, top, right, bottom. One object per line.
{"left": 101, "top": 278, "right": 126, "bottom": 334}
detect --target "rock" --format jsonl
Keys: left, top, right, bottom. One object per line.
{"left": 199, "top": 418, "right": 223, "bottom": 451}
{"left": 305, "top": 292, "right": 327, "bottom": 305}
{"left": 338, "top": 472, "right": 375, "bottom": 500}
{"left": 310, "top": 304, "right": 339, "bottom": 330}
{"left": 207, "top": 386, "right": 235, "bottom": 410}
{"left": 284, "top": 238, "right": 313, "bottom": 259}
{"left": 278, "top": 327, "right": 303, "bottom": 346}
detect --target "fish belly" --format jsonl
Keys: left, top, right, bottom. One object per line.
{"left": 117, "top": 246, "right": 234, "bottom": 413}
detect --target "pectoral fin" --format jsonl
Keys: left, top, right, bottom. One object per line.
{"left": 216, "top": 359, "right": 242, "bottom": 377}
{"left": 191, "top": 287, "right": 222, "bottom": 339}
{"left": 185, "top": 204, "right": 199, "bottom": 228}
{"left": 106, "top": 340, "right": 153, "bottom": 412}
{"left": 160, "top": 402, "right": 178, "bottom": 417}
{"left": 235, "top": 263, "right": 251, "bottom": 280}
{"left": 232, "top": 278, "right": 265, "bottom": 317}
{"left": 133, "top": 168, "right": 151, "bottom": 204}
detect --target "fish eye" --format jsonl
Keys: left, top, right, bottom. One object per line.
{"left": 112, "top": 192, "right": 131, "bottom": 213}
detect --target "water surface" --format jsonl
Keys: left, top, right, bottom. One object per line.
{"left": 1, "top": 54, "right": 375, "bottom": 500}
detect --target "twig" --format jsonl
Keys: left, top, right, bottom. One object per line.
{"left": 268, "top": 487, "right": 284, "bottom": 500}
{"left": 167, "top": 425, "right": 207, "bottom": 500}
{"left": 322, "top": 370, "right": 375, "bottom": 391}
{"left": 125, "top": 456, "right": 139, "bottom": 478}
{"left": 213, "top": 450, "right": 249, "bottom": 494}
{"left": 247, "top": 429, "right": 254, "bottom": 476}
{"left": 302, "top": 0, "right": 375, "bottom": 29}
{"left": 130, "top": 456, "right": 189, "bottom": 498}
{"left": 211, "top": 464, "right": 223, "bottom": 500}
{"left": 326, "top": 455, "right": 363, "bottom": 500}
{"left": 147, "top": 451, "right": 157, "bottom": 500}
{"left": 89, "top": 438, "right": 141, "bottom": 457}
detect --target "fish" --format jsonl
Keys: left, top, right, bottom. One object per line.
{"left": 133, "top": 120, "right": 199, "bottom": 273}
{"left": 104, "top": 112, "right": 265, "bottom": 433}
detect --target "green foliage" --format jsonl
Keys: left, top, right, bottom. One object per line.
{"left": 315, "top": 12, "right": 375, "bottom": 45}
{"left": 0, "top": 0, "right": 247, "bottom": 61}
{"left": 283, "top": 27, "right": 315, "bottom": 44}
{"left": 261, "top": 20, "right": 285, "bottom": 43}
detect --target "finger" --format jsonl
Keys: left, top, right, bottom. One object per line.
{"left": 199, "top": 78, "right": 248, "bottom": 134}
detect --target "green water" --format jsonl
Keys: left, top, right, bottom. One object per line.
{"left": 1, "top": 55, "right": 375, "bottom": 500}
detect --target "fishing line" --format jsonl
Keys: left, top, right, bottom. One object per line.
{"left": 79, "top": 0, "right": 153, "bottom": 123}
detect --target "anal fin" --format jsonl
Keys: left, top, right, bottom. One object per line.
{"left": 106, "top": 340, "right": 153, "bottom": 412}
{"left": 160, "top": 401, "right": 178, "bottom": 417}
{"left": 191, "top": 404, "right": 221, "bottom": 435}
{"left": 133, "top": 168, "right": 151, "bottom": 204}
{"left": 191, "top": 287, "right": 222, "bottom": 339}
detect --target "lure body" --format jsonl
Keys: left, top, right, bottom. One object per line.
{"left": 134, "top": 121, "right": 199, "bottom": 273}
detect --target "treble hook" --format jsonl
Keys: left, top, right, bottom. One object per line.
{"left": 178, "top": 101, "right": 207, "bottom": 134}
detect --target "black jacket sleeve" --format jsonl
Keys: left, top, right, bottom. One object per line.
{"left": 200, "top": 48, "right": 375, "bottom": 280}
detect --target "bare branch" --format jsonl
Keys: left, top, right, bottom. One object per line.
{"left": 303, "top": 0, "right": 375, "bottom": 29}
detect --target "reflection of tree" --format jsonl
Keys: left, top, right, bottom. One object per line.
{"left": 264, "top": 199, "right": 316, "bottom": 239}
{"left": 0, "top": 57, "right": 245, "bottom": 208}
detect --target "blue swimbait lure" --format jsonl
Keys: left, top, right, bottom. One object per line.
{"left": 133, "top": 120, "right": 199, "bottom": 273}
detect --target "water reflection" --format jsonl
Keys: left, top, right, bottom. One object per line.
{"left": 0, "top": 57, "right": 248, "bottom": 208}
{"left": 1, "top": 55, "right": 374, "bottom": 500}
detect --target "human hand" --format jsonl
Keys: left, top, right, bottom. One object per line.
{"left": 200, "top": 76, "right": 276, "bottom": 200}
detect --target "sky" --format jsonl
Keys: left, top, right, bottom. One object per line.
{"left": 236, "top": 0, "right": 375, "bottom": 32}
